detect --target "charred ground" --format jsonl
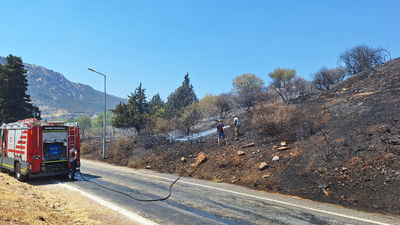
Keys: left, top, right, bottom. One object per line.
{"left": 82, "top": 58, "right": 400, "bottom": 216}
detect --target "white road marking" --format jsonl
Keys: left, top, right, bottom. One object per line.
{"left": 57, "top": 182, "right": 158, "bottom": 225}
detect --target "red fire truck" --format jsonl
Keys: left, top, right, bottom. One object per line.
{"left": 0, "top": 118, "right": 80, "bottom": 181}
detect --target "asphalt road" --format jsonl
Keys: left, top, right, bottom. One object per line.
{"left": 60, "top": 159, "right": 399, "bottom": 225}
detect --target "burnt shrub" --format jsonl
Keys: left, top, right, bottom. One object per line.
{"left": 80, "top": 141, "right": 96, "bottom": 155}
{"left": 251, "top": 103, "right": 323, "bottom": 141}
{"left": 251, "top": 103, "right": 295, "bottom": 140}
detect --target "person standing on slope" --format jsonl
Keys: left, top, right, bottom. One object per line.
{"left": 231, "top": 115, "right": 241, "bottom": 140}
{"left": 216, "top": 119, "right": 228, "bottom": 146}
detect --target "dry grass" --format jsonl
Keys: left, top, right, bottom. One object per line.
{"left": 0, "top": 173, "right": 136, "bottom": 225}
{"left": 127, "top": 157, "right": 143, "bottom": 168}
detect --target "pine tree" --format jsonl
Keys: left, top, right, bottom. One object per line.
{"left": 0, "top": 55, "right": 41, "bottom": 123}
{"left": 166, "top": 73, "right": 198, "bottom": 117}
{"left": 149, "top": 93, "right": 166, "bottom": 118}
{"left": 111, "top": 83, "right": 149, "bottom": 131}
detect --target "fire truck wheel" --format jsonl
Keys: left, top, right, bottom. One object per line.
{"left": 15, "top": 162, "right": 29, "bottom": 182}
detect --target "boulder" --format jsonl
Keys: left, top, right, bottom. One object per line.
{"left": 262, "top": 173, "right": 271, "bottom": 179}
{"left": 378, "top": 125, "right": 390, "bottom": 133}
{"left": 257, "top": 162, "right": 269, "bottom": 171}
{"left": 277, "top": 146, "right": 290, "bottom": 151}
{"left": 242, "top": 142, "right": 255, "bottom": 148}
{"left": 191, "top": 152, "right": 207, "bottom": 167}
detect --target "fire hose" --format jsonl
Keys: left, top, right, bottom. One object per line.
{"left": 76, "top": 163, "right": 180, "bottom": 202}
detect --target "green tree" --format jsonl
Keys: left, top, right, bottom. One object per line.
{"left": 0, "top": 55, "right": 41, "bottom": 123}
{"left": 149, "top": 93, "right": 166, "bottom": 118}
{"left": 268, "top": 68, "right": 296, "bottom": 103}
{"left": 111, "top": 83, "right": 149, "bottom": 131}
{"left": 173, "top": 102, "right": 202, "bottom": 135}
{"left": 110, "top": 102, "right": 129, "bottom": 128}
{"left": 76, "top": 115, "right": 92, "bottom": 139}
{"left": 232, "top": 73, "right": 264, "bottom": 109}
{"left": 232, "top": 73, "right": 264, "bottom": 94}
{"left": 166, "top": 73, "right": 198, "bottom": 117}
{"left": 198, "top": 93, "right": 234, "bottom": 121}
{"left": 199, "top": 93, "right": 218, "bottom": 120}
{"left": 92, "top": 111, "right": 114, "bottom": 128}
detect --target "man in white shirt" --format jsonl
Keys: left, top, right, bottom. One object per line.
{"left": 231, "top": 115, "right": 240, "bottom": 140}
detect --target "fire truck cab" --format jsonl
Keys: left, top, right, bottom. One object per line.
{"left": 0, "top": 118, "right": 80, "bottom": 181}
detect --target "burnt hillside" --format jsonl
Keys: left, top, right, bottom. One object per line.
{"left": 285, "top": 57, "right": 400, "bottom": 214}
{"left": 82, "top": 57, "right": 400, "bottom": 216}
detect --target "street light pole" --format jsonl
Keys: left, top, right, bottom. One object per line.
{"left": 87, "top": 67, "right": 106, "bottom": 159}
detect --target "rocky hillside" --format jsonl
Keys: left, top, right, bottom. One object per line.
{"left": 83, "top": 57, "right": 400, "bottom": 216}
{"left": 0, "top": 56, "right": 127, "bottom": 119}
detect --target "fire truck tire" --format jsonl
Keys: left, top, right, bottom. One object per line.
{"left": 15, "top": 162, "right": 29, "bottom": 182}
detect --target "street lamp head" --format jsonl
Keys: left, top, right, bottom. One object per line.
{"left": 88, "top": 67, "right": 106, "bottom": 77}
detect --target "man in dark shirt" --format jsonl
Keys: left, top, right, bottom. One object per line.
{"left": 216, "top": 119, "right": 228, "bottom": 146}
{"left": 69, "top": 144, "right": 78, "bottom": 181}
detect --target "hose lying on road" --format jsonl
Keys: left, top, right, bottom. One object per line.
{"left": 77, "top": 166, "right": 180, "bottom": 202}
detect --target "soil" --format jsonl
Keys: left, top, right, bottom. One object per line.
{"left": 0, "top": 172, "right": 137, "bottom": 225}
{"left": 82, "top": 58, "right": 400, "bottom": 217}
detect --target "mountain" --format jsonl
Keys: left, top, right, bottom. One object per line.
{"left": 0, "top": 56, "right": 127, "bottom": 119}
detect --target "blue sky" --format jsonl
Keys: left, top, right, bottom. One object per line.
{"left": 1, "top": 1, "right": 399, "bottom": 101}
